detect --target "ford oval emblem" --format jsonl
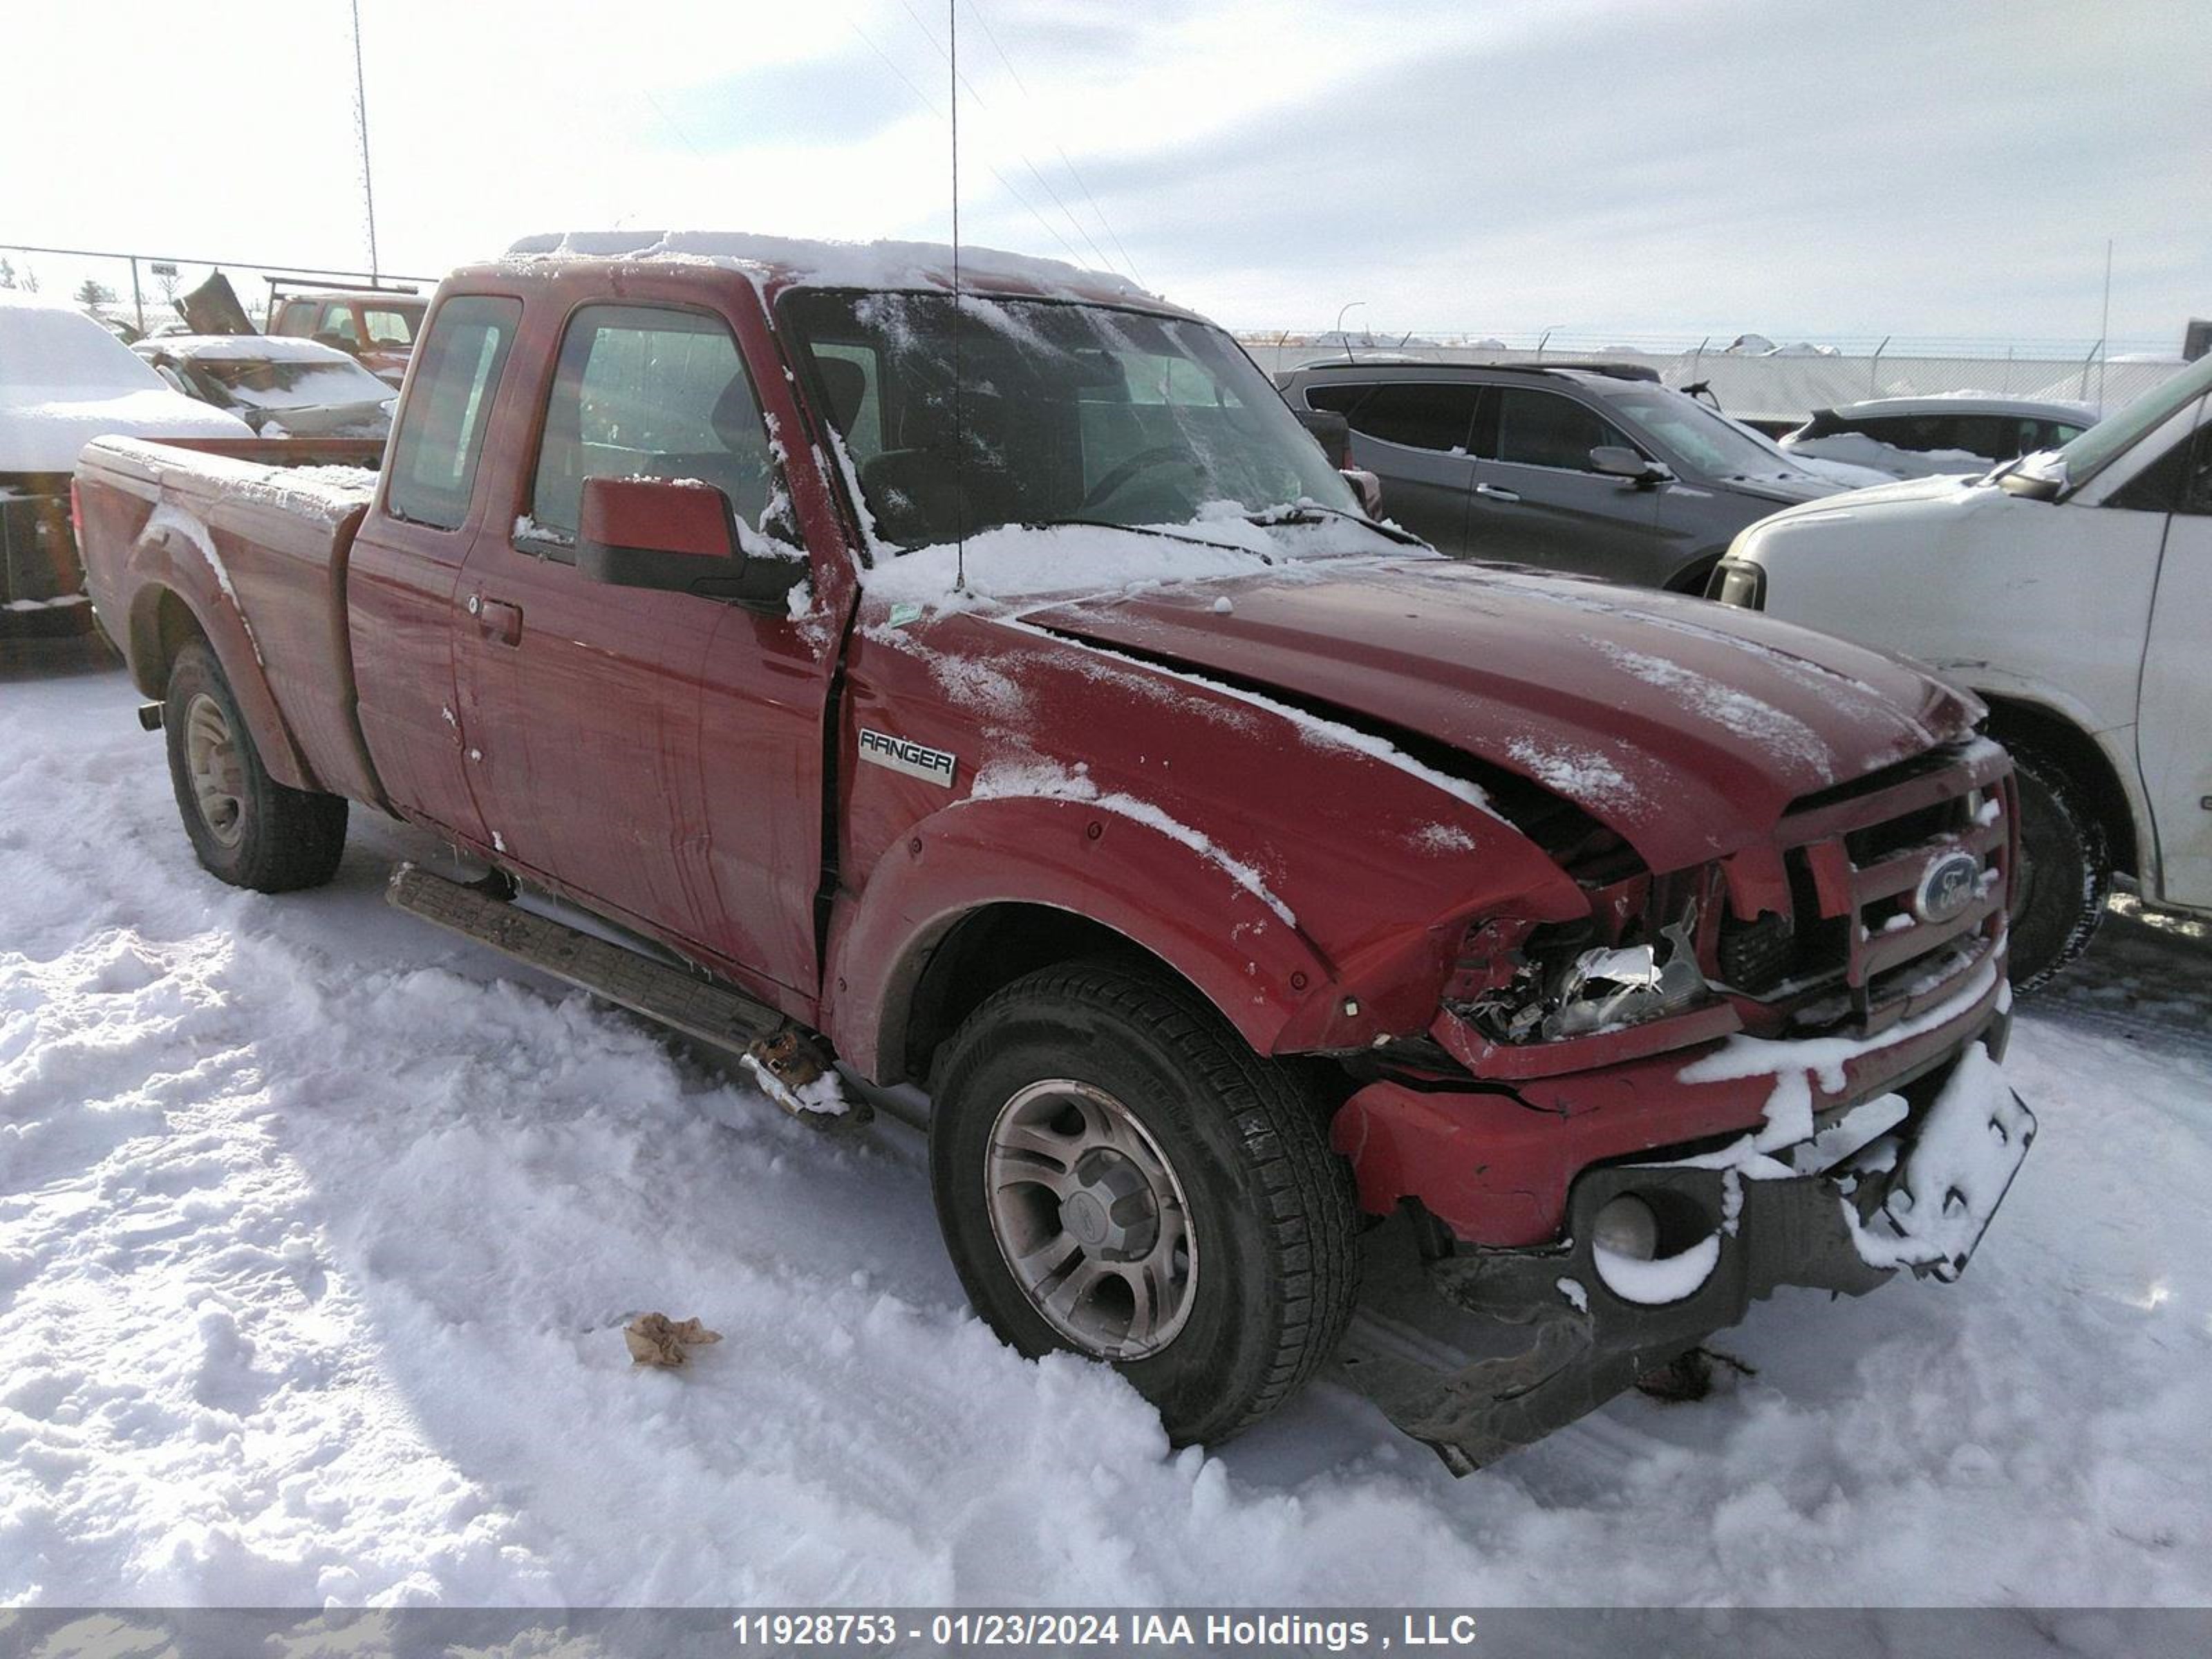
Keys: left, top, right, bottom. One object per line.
{"left": 1912, "top": 850, "right": 1983, "bottom": 924}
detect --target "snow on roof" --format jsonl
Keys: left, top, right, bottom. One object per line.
{"left": 503, "top": 229, "right": 1156, "bottom": 306}
{"left": 140, "top": 335, "right": 363, "bottom": 366}
{"left": 0, "top": 301, "right": 169, "bottom": 395}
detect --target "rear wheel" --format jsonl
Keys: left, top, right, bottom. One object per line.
{"left": 929, "top": 963, "right": 1358, "bottom": 1445}
{"left": 2005, "top": 745, "right": 2108, "bottom": 992}
{"left": 164, "top": 638, "right": 348, "bottom": 892}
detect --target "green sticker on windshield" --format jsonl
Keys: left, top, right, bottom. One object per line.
{"left": 888, "top": 602, "right": 925, "bottom": 629}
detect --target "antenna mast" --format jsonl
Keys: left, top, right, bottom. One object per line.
{"left": 950, "top": 0, "right": 966, "bottom": 593}
{"left": 351, "top": 0, "right": 380, "bottom": 281}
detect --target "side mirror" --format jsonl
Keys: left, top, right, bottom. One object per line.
{"left": 1294, "top": 408, "right": 1353, "bottom": 469}
{"left": 1591, "top": 445, "right": 1671, "bottom": 486}
{"left": 1342, "top": 467, "right": 1382, "bottom": 516}
{"left": 577, "top": 475, "right": 807, "bottom": 612}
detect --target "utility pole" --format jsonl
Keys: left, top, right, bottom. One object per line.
{"left": 2097, "top": 238, "right": 2113, "bottom": 413}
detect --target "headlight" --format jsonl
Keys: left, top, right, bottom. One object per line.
{"left": 1707, "top": 559, "right": 1765, "bottom": 608}
{"left": 1543, "top": 916, "right": 1709, "bottom": 1038}
{"left": 1459, "top": 910, "right": 1711, "bottom": 1045}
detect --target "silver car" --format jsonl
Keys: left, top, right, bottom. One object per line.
{"left": 1277, "top": 360, "right": 1846, "bottom": 591}
{"left": 1777, "top": 396, "right": 2094, "bottom": 480}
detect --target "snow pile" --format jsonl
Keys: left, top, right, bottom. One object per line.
{"left": 1, "top": 671, "right": 2209, "bottom": 1609}
{"left": 1785, "top": 431, "right": 1996, "bottom": 480}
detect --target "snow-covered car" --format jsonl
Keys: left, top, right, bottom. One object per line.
{"left": 1778, "top": 396, "right": 2094, "bottom": 480}
{"left": 1, "top": 294, "right": 250, "bottom": 630}
{"left": 133, "top": 335, "right": 397, "bottom": 438}
{"left": 1713, "top": 350, "right": 2212, "bottom": 988}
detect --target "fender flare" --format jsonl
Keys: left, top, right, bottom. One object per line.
{"left": 1968, "top": 680, "right": 2151, "bottom": 881}
{"left": 124, "top": 531, "right": 319, "bottom": 794}
{"left": 823, "top": 794, "right": 1365, "bottom": 1081}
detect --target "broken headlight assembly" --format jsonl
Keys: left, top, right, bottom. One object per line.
{"left": 1458, "top": 904, "right": 1712, "bottom": 1046}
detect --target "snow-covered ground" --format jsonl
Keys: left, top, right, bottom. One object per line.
{"left": 3, "top": 653, "right": 2209, "bottom": 1609}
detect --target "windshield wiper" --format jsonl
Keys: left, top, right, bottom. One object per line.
{"left": 1247, "top": 501, "right": 1425, "bottom": 547}
{"left": 1019, "top": 517, "right": 1277, "bottom": 562}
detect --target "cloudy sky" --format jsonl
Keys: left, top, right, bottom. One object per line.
{"left": 3, "top": 0, "right": 2204, "bottom": 346}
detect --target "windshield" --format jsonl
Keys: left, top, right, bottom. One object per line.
{"left": 2036, "top": 353, "right": 2212, "bottom": 489}
{"left": 198, "top": 355, "right": 391, "bottom": 406}
{"left": 780, "top": 290, "right": 1360, "bottom": 550}
{"left": 1603, "top": 387, "right": 1803, "bottom": 480}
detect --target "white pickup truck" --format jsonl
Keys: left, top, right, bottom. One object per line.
{"left": 1711, "top": 352, "right": 2212, "bottom": 988}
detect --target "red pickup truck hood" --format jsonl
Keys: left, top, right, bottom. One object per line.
{"left": 1022, "top": 558, "right": 1981, "bottom": 872}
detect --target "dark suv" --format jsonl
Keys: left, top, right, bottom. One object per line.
{"left": 1276, "top": 361, "right": 1846, "bottom": 591}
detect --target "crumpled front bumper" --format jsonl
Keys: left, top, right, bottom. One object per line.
{"left": 1338, "top": 1038, "right": 2036, "bottom": 1475}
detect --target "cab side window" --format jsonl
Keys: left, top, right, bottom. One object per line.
{"left": 385, "top": 295, "right": 522, "bottom": 530}
{"left": 1492, "top": 388, "right": 1630, "bottom": 471}
{"left": 525, "top": 304, "right": 776, "bottom": 555}
{"left": 1340, "top": 382, "right": 1479, "bottom": 452}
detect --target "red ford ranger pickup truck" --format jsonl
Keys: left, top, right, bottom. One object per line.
{"left": 73, "top": 231, "right": 2036, "bottom": 1472}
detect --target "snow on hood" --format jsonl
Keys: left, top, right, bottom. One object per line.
{"left": 145, "top": 335, "right": 356, "bottom": 366}
{"left": 1750, "top": 470, "right": 1986, "bottom": 528}
{"left": 1018, "top": 559, "right": 1981, "bottom": 872}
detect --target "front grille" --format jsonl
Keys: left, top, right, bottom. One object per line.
{"left": 1716, "top": 740, "right": 2014, "bottom": 1036}
{"left": 0, "top": 481, "right": 77, "bottom": 604}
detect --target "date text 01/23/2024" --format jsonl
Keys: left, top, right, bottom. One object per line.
{"left": 728, "top": 1611, "right": 1483, "bottom": 1650}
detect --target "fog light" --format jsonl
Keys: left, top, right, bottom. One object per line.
{"left": 1592, "top": 1195, "right": 1660, "bottom": 1262}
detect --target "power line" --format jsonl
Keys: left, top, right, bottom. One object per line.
{"left": 848, "top": 19, "right": 1096, "bottom": 269}
{"left": 965, "top": 0, "right": 1146, "bottom": 288}
{"left": 889, "top": 0, "right": 1131, "bottom": 282}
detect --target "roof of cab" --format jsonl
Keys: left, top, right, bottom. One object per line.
{"left": 494, "top": 229, "right": 1189, "bottom": 316}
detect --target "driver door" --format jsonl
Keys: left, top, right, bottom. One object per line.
{"left": 1465, "top": 386, "right": 1662, "bottom": 579}
{"left": 452, "top": 300, "right": 833, "bottom": 995}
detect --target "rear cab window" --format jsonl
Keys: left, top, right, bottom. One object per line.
{"left": 385, "top": 294, "right": 523, "bottom": 530}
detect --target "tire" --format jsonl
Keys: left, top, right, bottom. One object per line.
{"left": 928, "top": 962, "right": 1358, "bottom": 1445}
{"left": 163, "top": 638, "right": 348, "bottom": 892}
{"left": 2004, "top": 744, "right": 2108, "bottom": 993}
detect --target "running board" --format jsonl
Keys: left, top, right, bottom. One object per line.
{"left": 386, "top": 863, "right": 852, "bottom": 1118}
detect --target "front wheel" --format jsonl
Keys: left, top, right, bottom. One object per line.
{"left": 929, "top": 963, "right": 1358, "bottom": 1445}
{"left": 2004, "top": 745, "right": 2109, "bottom": 992}
{"left": 163, "top": 638, "right": 348, "bottom": 892}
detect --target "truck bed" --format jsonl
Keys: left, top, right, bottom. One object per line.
{"left": 74, "top": 435, "right": 388, "bottom": 808}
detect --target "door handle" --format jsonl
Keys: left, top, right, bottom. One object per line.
{"left": 1474, "top": 482, "right": 1521, "bottom": 503}
{"left": 467, "top": 593, "right": 524, "bottom": 646}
